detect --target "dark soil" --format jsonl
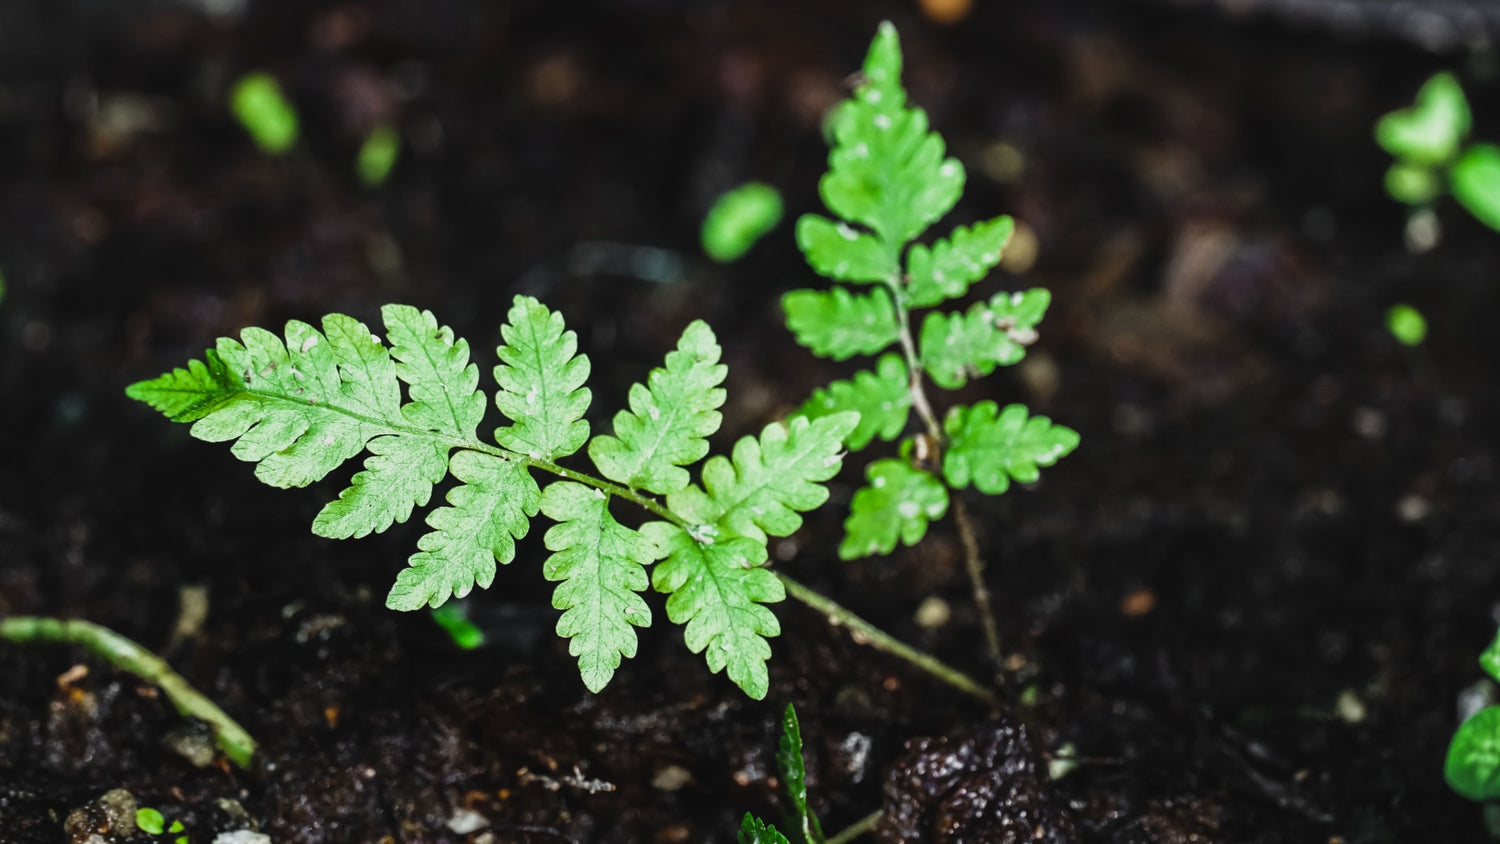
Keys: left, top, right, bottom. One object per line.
{"left": 2, "top": 0, "right": 1498, "bottom": 841}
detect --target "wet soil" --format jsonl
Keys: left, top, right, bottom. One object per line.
{"left": 2, "top": 0, "right": 1498, "bottom": 841}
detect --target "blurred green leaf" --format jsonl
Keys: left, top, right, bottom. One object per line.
{"left": 230, "top": 72, "right": 298, "bottom": 155}
{"left": 1376, "top": 72, "right": 1469, "bottom": 166}
{"left": 703, "top": 182, "right": 784, "bottom": 262}
{"left": 357, "top": 125, "right": 401, "bottom": 187}
{"left": 1451, "top": 143, "right": 1500, "bottom": 231}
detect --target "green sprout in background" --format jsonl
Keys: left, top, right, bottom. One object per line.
{"left": 1448, "top": 629, "right": 1500, "bottom": 838}
{"left": 1385, "top": 303, "right": 1427, "bottom": 346}
{"left": 702, "top": 182, "right": 784, "bottom": 262}
{"left": 357, "top": 125, "right": 401, "bottom": 187}
{"left": 231, "top": 72, "right": 299, "bottom": 155}
{"left": 1377, "top": 72, "right": 1500, "bottom": 233}
{"left": 430, "top": 600, "right": 484, "bottom": 650}
{"left": 135, "top": 806, "right": 188, "bottom": 843}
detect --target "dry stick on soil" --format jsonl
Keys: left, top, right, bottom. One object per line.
{"left": 0, "top": 615, "right": 257, "bottom": 768}
{"left": 779, "top": 574, "right": 998, "bottom": 707}
{"left": 826, "top": 809, "right": 885, "bottom": 844}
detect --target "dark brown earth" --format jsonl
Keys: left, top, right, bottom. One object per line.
{"left": 2, "top": 0, "right": 1498, "bottom": 841}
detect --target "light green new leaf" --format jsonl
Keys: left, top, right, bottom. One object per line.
{"left": 795, "top": 353, "right": 910, "bottom": 451}
{"left": 1451, "top": 143, "right": 1500, "bottom": 232}
{"left": 739, "top": 814, "right": 791, "bottom": 844}
{"left": 818, "top": 23, "right": 964, "bottom": 246}
{"left": 590, "top": 320, "right": 727, "bottom": 495}
{"left": 919, "top": 289, "right": 1051, "bottom": 389}
{"left": 1481, "top": 628, "right": 1500, "bottom": 685}
{"left": 783, "top": 285, "right": 900, "bottom": 361}
{"left": 1448, "top": 706, "right": 1500, "bottom": 801}
{"left": 387, "top": 451, "right": 540, "bottom": 610}
{"left": 645, "top": 521, "right": 782, "bottom": 699}
{"left": 906, "top": 216, "right": 1015, "bottom": 308}
{"left": 943, "top": 401, "right": 1079, "bottom": 495}
{"left": 540, "top": 482, "right": 654, "bottom": 693}
{"left": 313, "top": 435, "right": 449, "bottom": 539}
{"left": 493, "top": 295, "right": 592, "bottom": 460}
{"left": 777, "top": 703, "right": 825, "bottom": 843}
{"left": 840, "top": 458, "right": 948, "bottom": 559}
{"left": 383, "top": 304, "right": 485, "bottom": 439}
{"left": 702, "top": 182, "right": 784, "bottom": 263}
{"left": 1376, "top": 72, "right": 1470, "bottom": 167}
{"left": 669, "top": 412, "right": 860, "bottom": 544}
{"left": 796, "top": 214, "right": 896, "bottom": 283}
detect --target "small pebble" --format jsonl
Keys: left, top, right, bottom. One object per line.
{"left": 651, "top": 765, "right": 692, "bottom": 792}
{"left": 213, "top": 832, "right": 272, "bottom": 844}
{"left": 1335, "top": 689, "right": 1367, "bottom": 724}
{"left": 914, "top": 596, "right": 951, "bottom": 629}
{"left": 446, "top": 808, "right": 489, "bottom": 834}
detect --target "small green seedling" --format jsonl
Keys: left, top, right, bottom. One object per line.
{"left": 1377, "top": 72, "right": 1500, "bottom": 232}
{"left": 231, "top": 72, "right": 299, "bottom": 155}
{"left": 703, "top": 182, "right": 785, "bottom": 262}
{"left": 741, "top": 704, "right": 824, "bottom": 844}
{"left": 129, "top": 298, "right": 856, "bottom": 699}
{"left": 1386, "top": 303, "right": 1427, "bottom": 346}
{"left": 136, "top": 806, "right": 188, "bottom": 843}
{"left": 357, "top": 125, "right": 401, "bottom": 187}
{"left": 1448, "top": 629, "right": 1500, "bottom": 803}
{"left": 786, "top": 23, "right": 1077, "bottom": 659}
{"left": 430, "top": 600, "right": 485, "bottom": 650}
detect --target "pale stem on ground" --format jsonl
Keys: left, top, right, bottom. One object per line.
{"left": 825, "top": 809, "right": 883, "bottom": 844}
{"left": 778, "top": 573, "right": 998, "bottom": 707}
{"left": 0, "top": 615, "right": 257, "bottom": 768}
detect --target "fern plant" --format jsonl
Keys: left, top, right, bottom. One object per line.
{"left": 128, "top": 299, "right": 856, "bottom": 699}
{"left": 787, "top": 22, "right": 1078, "bottom": 661}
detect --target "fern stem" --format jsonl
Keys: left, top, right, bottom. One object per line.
{"left": 883, "top": 272, "right": 1004, "bottom": 670}
{"left": 0, "top": 615, "right": 257, "bottom": 769}
{"left": 776, "top": 574, "right": 997, "bottom": 706}
{"left": 951, "top": 496, "right": 1002, "bottom": 667}
{"left": 825, "top": 810, "right": 883, "bottom": 844}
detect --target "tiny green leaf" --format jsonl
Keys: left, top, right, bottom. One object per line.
{"left": 230, "top": 72, "right": 299, "bottom": 155}
{"left": 777, "top": 704, "right": 825, "bottom": 843}
{"left": 494, "top": 295, "right": 592, "bottom": 460}
{"left": 840, "top": 458, "right": 948, "bottom": 559}
{"left": 783, "top": 286, "right": 901, "bottom": 361}
{"left": 1385, "top": 303, "right": 1427, "bottom": 347}
{"left": 387, "top": 451, "right": 540, "bottom": 611}
{"left": 669, "top": 412, "right": 860, "bottom": 544}
{"left": 541, "top": 481, "right": 655, "bottom": 693}
{"left": 1481, "top": 628, "right": 1500, "bottom": 684}
{"left": 1448, "top": 706, "right": 1500, "bottom": 802}
{"left": 703, "top": 182, "right": 784, "bottom": 262}
{"left": 357, "top": 124, "right": 401, "bottom": 187}
{"left": 430, "top": 601, "right": 485, "bottom": 650}
{"left": 590, "top": 320, "right": 727, "bottom": 495}
{"left": 739, "top": 814, "right": 792, "bottom": 844}
{"left": 1384, "top": 162, "right": 1441, "bottom": 206}
{"left": 1451, "top": 143, "right": 1500, "bottom": 232}
{"left": 136, "top": 807, "right": 167, "bottom": 834}
{"left": 795, "top": 353, "right": 910, "bottom": 451}
{"left": 906, "top": 216, "right": 1015, "bottom": 307}
{"left": 795, "top": 214, "right": 896, "bottom": 283}
{"left": 312, "top": 435, "right": 448, "bottom": 539}
{"left": 943, "top": 401, "right": 1079, "bottom": 495}
{"left": 1376, "top": 72, "right": 1470, "bottom": 167}
{"left": 645, "top": 522, "right": 782, "bottom": 699}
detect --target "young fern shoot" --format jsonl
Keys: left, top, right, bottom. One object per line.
{"left": 787, "top": 22, "right": 1079, "bottom": 663}
{"left": 128, "top": 298, "right": 855, "bottom": 699}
